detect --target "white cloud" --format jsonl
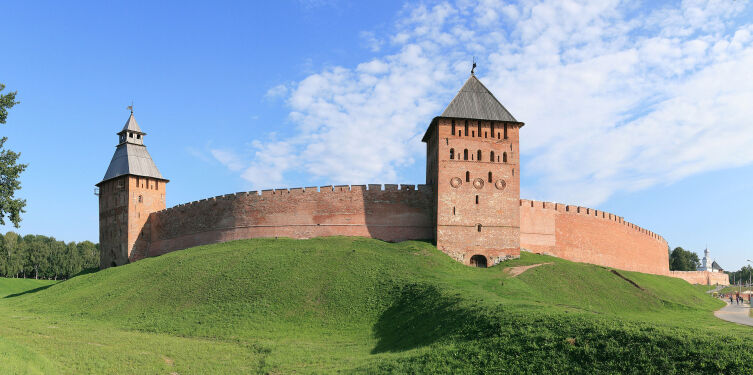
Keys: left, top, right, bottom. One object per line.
{"left": 216, "top": 0, "right": 753, "bottom": 204}
{"left": 265, "top": 84, "right": 288, "bottom": 99}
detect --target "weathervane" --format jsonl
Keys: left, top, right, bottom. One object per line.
{"left": 471, "top": 57, "right": 477, "bottom": 75}
{"left": 127, "top": 101, "right": 134, "bottom": 113}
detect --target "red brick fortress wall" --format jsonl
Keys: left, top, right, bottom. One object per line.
{"left": 669, "top": 271, "right": 729, "bottom": 285}
{"left": 144, "top": 184, "right": 433, "bottom": 259}
{"left": 520, "top": 199, "right": 669, "bottom": 275}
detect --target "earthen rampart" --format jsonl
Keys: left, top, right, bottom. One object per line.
{"left": 520, "top": 199, "right": 670, "bottom": 275}
{"left": 143, "top": 184, "right": 434, "bottom": 260}
{"left": 669, "top": 271, "right": 729, "bottom": 285}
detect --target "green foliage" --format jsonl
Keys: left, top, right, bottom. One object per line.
{"left": 0, "top": 83, "right": 26, "bottom": 227}
{"left": 669, "top": 246, "right": 701, "bottom": 271}
{"left": 0, "top": 237, "right": 750, "bottom": 373}
{"left": 727, "top": 265, "right": 753, "bottom": 286}
{"left": 0, "top": 232, "right": 98, "bottom": 280}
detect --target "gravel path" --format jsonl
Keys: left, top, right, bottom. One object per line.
{"left": 714, "top": 301, "right": 753, "bottom": 326}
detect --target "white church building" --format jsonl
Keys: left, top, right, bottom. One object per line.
{"left": 697, "top": 248, "right": 724, "bottom": 272}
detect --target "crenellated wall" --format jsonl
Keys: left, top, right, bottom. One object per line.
{"left": 520, "top": 199, "right": 670, "bottom": 275}
{"left": 669, "top": 271, "right": 729, "bottom": 285}
{"left": 143, "top": 184, "right": 434, "bottom": 260}
{"left": 135, "top": 186, "right": 692, "bottom": 282}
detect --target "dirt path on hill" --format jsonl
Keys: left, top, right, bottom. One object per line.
{"left": 504, "top": 263, "right": 552, "bottom": 277}
{"left": 714, "top": 301, "right": 753, "bottom": 326}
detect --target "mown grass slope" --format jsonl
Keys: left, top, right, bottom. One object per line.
{"left": 1, "top": 237, "right": 751, "bottom": 374}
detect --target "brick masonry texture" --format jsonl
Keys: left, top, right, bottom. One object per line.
{"left": 669, "top": 271, "right": 729, "bottom": 285}
{"left": 520, "top": 199, "right": 669, "bottom": 275}
{"left": 146, "top": 185, "right": 434, "bottom": 258}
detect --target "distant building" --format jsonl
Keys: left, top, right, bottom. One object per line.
{"left": 697, "top": 248, "right": 724, "bottom": 272}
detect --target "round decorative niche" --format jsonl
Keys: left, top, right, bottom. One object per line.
{"left": 495, "top": 179, "right": 507, "bottom": 190}
{"left": 450, "top": 177, "right": 462, "bottom": 188}
{"left": 473, "top": 178, "right": 484, "bottom": 189}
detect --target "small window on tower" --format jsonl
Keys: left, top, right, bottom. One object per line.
{"left": 464, "top": 120, "right": 469, "bottom": 136}
{"left": 477, "top": 224, "right": 482, "bottom": 232}
{"left": 472, "top": 131, "right": 475, "bottom": 137}
{"left": 137, "top": 134, "right": 141, "bottom": 139}
{"left": 450, "top": 148, "right": 455, "bottom": 159}
{"left": 475, "top": 195, "right": 479, "bottom": 204}
{"left": 488, "top": 172, "right": 492, "bottom": 182}
{"left": 504, "top": 123, "right": 508, "bottom": 139}
{"left": 129, "top": 133, "right": 133, "bottom": 138}
{"left": 491, "top": 122, "right": 495, "bottom": 135}
{"left": 464, "top": 149, "right": 468, "bottom": 160}
{"left": 477, "top": 121, "right": 481, "bottom": 136}
{"left": 466, "top": 171, "right": 470, "bottom": 182}
{"left": 490, "top": 151, "right": 495, "bottom": 162}
{"left": 138, "top": 195, "right": 143, "bottom": 203}
{"left": 477, "top": 150, "right": 482, "bottom": 161}
{"left": 451, "top": 120, "right": 456, "bottom": 135}
{"left": 503, "top": 152, "right": 508, "bottom": 163}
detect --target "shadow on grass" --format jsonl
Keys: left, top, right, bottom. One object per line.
{"left": 4, "top": 284, "right": 54, "bottom": 299}
{"left": 371, "top": 283, "right": 494, "bottom": 354}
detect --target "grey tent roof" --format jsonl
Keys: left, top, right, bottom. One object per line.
{"left": 120, "top": 112, "right": 143, "bottom": 133}
{"left": 98, "top": 113, "right": 165, "bottom": 185}
{"left": 441, "top": 74, "right": 518, "bottom": 122}
{"left": 712, "top": 261, "right": 723, "bottom": 271}
{"left": 99, "top": 143, "right": 165, "bottom": 184}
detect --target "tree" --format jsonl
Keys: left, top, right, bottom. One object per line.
{"left": 0, "top": 83, "right": 26, "bottom": 227}
{"left": 669, "top": 247, "right": 701, "bottom": 271}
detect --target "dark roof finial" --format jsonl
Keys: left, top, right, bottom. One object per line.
{"left": 127, "top": 101, "right": 134, "bottom": 114}
{"left": 471, "top": 56, "right": 477, "bottom": 76}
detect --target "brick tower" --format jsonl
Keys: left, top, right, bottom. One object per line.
{"left": 422, "top": 73, "right": 524, "bottom": 267}
{"left": 96, "top": 111, "right": 168, "bottom": 268}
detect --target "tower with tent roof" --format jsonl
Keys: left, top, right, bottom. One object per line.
{"left": 96, "top": 110, "right": 168, "bottom": 268}
{"left": 422, "top": 72, "right": 523, "bottom": 267}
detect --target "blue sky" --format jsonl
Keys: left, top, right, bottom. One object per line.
{"left": 2, "top": 0, "right": 753, "bottom": 270}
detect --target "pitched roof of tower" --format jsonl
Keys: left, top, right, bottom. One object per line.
{"left": 120, "top": 112, "right": 143, "bottom": 133}
{"left": 98, "top": 113, "right": 166, "bottom": 185}
{"left": 100, "top": 143, "right": 165, "bottom": 183}
{"left": 440, "top": 74, "right": 518, "bottom": 122}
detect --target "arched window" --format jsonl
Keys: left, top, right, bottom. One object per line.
{"left": 464, "top": 120, "right": 469, "bottom": 136}
{"left": 490, "top": 151, "right": 495, "bottom": 162}
{"left": 466, "top": 171, "right": 470, "bottom": 182}
{"left": 449, "top": 148, "right": 455, "bottom": 159}
{"left": 477, "top": 150, "right": 482, "bottom": 161}
{"left": 459, "top": 130, "right": 462, "bottom": 136}
{"left": 504, "top": 123, "right": 508, "bottom": 139}
{"left": 503, "top": 152, "right": 508, "bottom": 163}
{"left": 451, "top": 120, "right": 456, "bottom": 135}
{"left": 488, "top": 172, "right": 492, "bottom": 182}
{"left": 464, "top": 149, "right": 468, "bottom": 160}
{"left": 477, "top": 121, "right": 481, "bottom": 136}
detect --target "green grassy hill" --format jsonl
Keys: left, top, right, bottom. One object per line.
{"left": 1, "top": 237, "right": 751, "bottom": 374}
{"left": 0, "top": 277, "right": 56, "bottom": 298}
